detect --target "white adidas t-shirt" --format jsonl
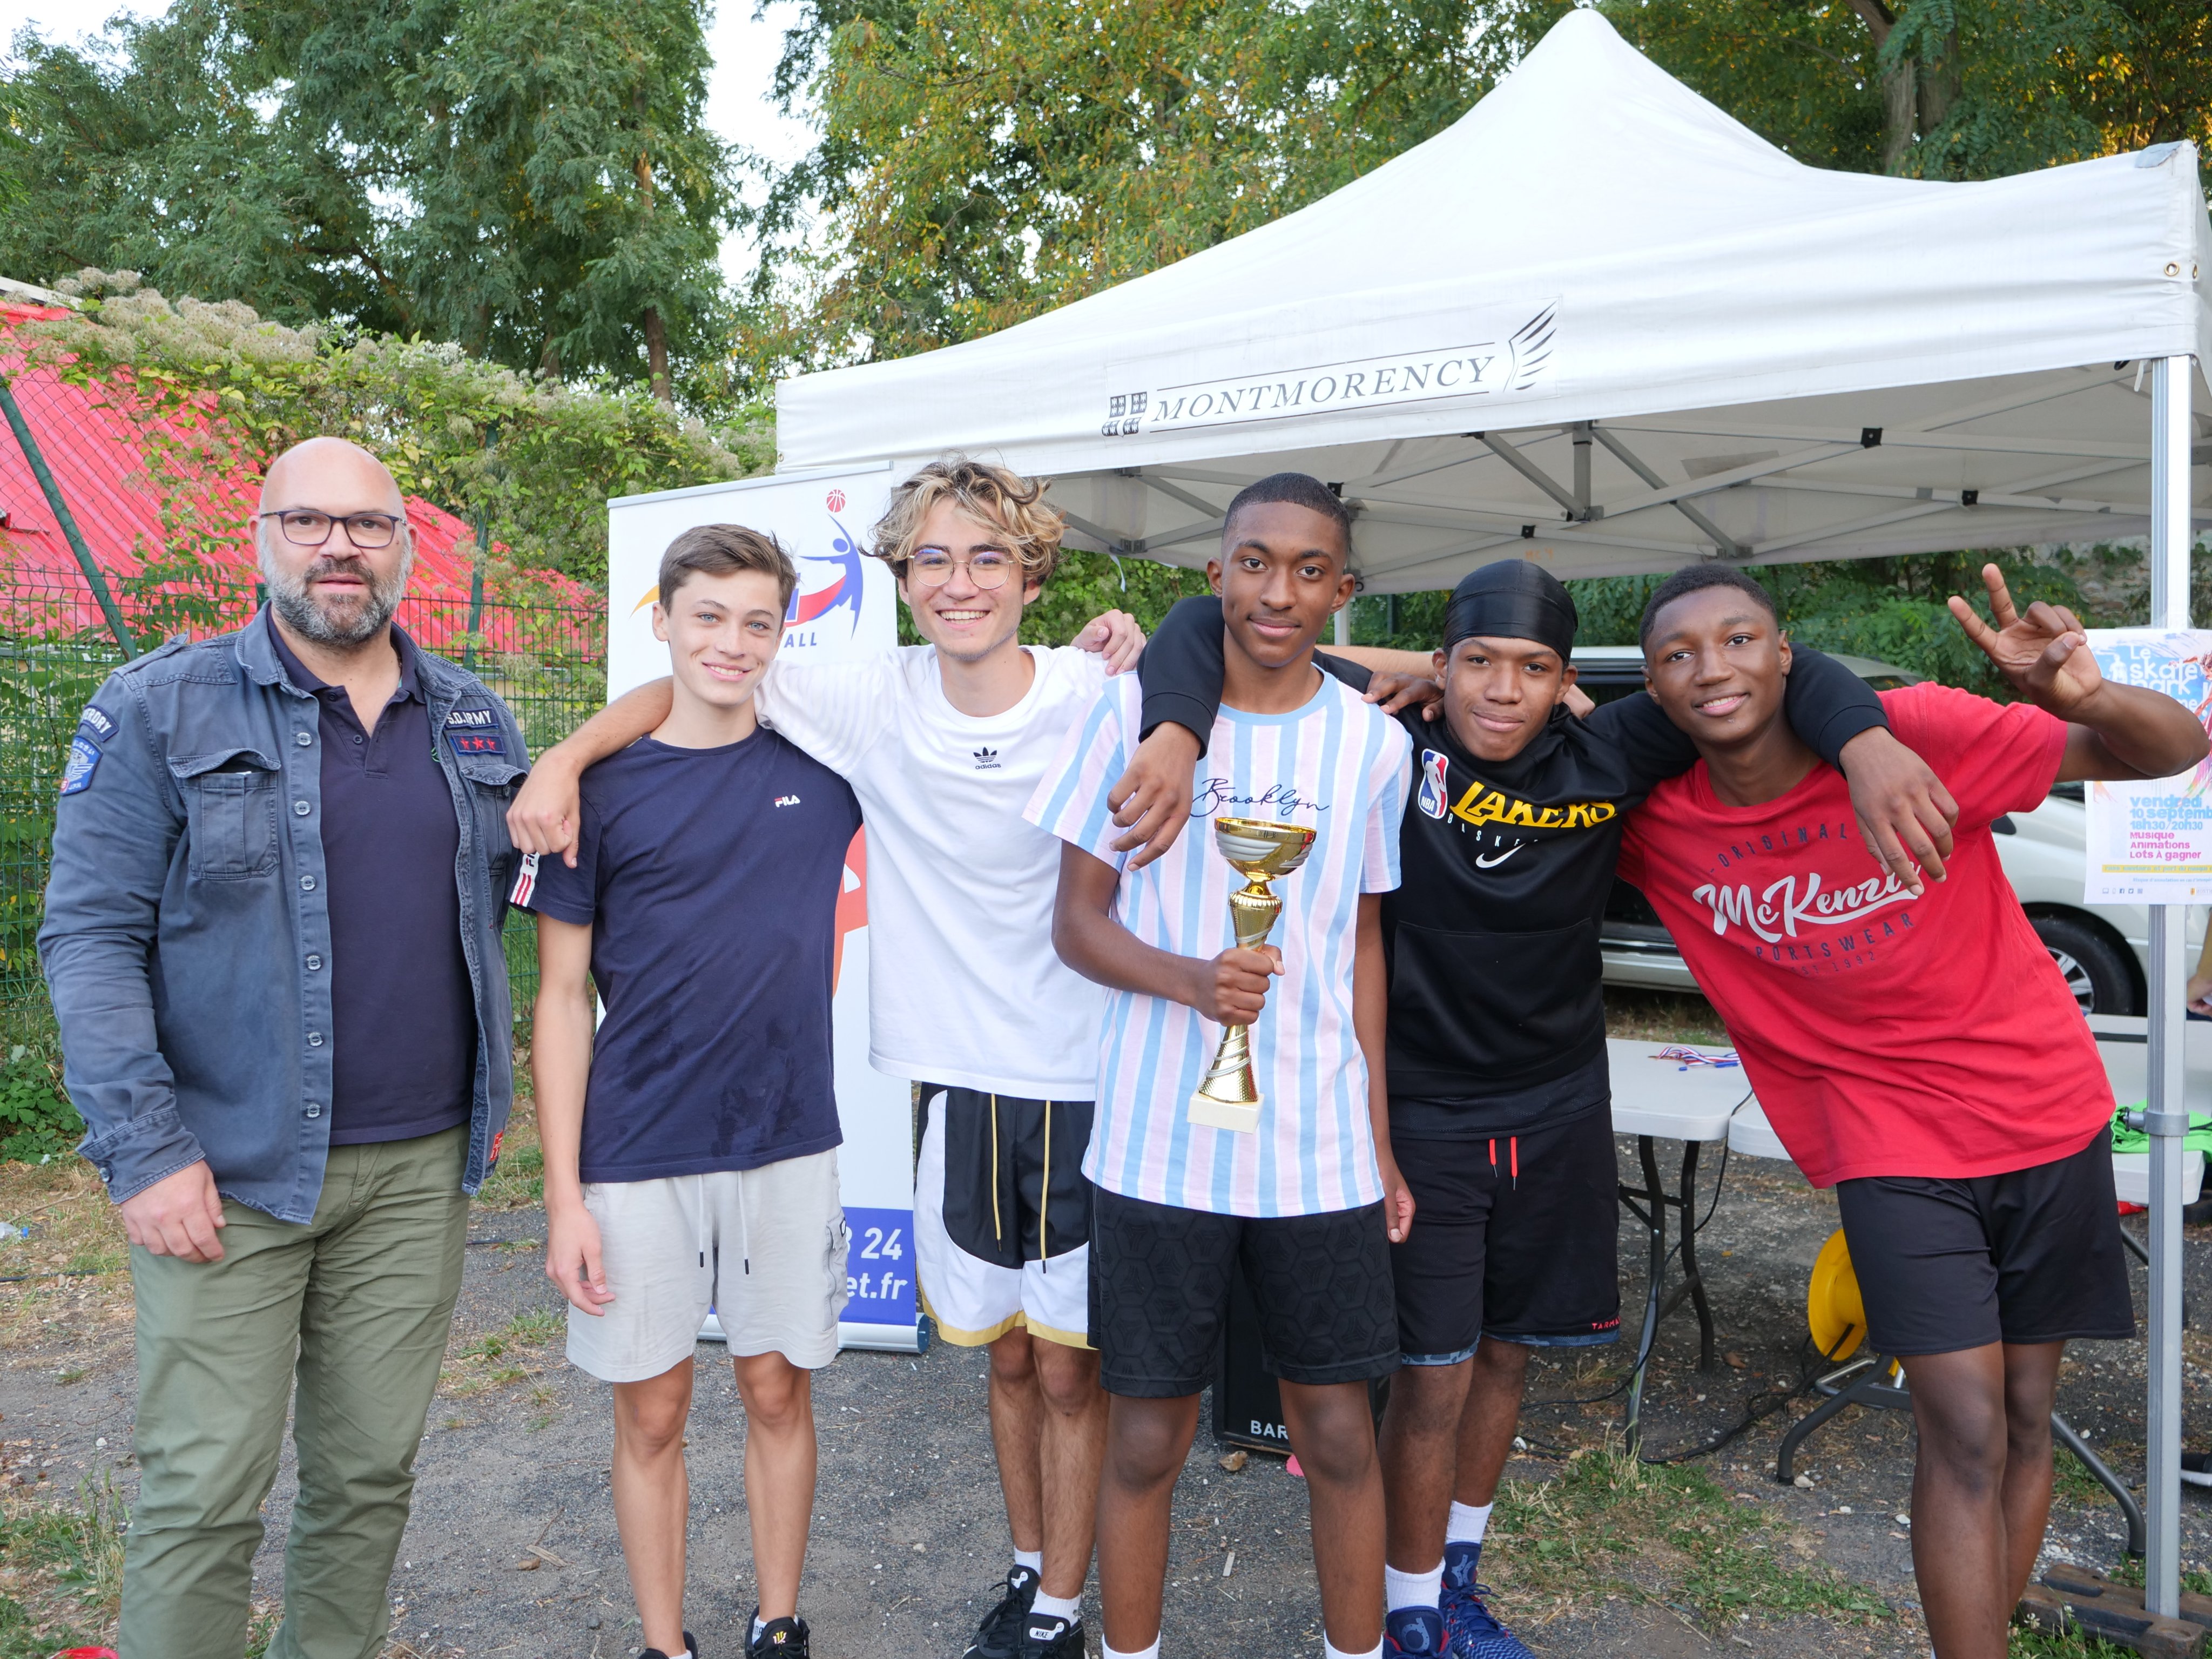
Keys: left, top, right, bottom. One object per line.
{"left": 754, "top": 644, "right": 1110, "bottom": 1098}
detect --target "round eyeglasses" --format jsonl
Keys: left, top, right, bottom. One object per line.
{"left": 259, "top": 509, "right": 403, "bottom": 549}
{"left": 908, "top": 548, "right": 1018, "bottom": 589}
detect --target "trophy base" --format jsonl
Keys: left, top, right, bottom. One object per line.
{"left": 1188, "top": 1092, "right": 1261, "bottom": 1133}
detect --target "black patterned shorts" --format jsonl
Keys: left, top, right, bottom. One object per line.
{"left": 1088, "top": 1186, "right": 1399, "bottom": 1398}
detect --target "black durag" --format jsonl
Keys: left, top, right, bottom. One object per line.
{"left": 1441, "top": 559, "right": 1579, "bottom": 657}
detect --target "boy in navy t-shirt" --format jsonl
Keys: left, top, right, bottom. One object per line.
{"left": 517, "top": 524, "right": 861, "bottom": 1659}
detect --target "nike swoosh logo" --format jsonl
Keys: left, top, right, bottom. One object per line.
{"left": 1474, "top": 845, "right": 1525, "bottom": 868}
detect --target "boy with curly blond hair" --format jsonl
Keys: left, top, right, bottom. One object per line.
{"left": 510, "top": 457, "right": 1181, "bottom": 1659}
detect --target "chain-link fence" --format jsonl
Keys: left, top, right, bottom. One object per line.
{"left": 0, "top": 563, "right": 604, "bottom": 1053}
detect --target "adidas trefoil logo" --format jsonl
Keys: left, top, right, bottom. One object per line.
{"left": 972, "top": 747, "right": 1001, "bottom": 770}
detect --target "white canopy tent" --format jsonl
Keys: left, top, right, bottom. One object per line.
{"left": 772, "top": 5, "right": 2212, "bottom": 1609}
{"left": 780, "top": 9, "right": 2207, "bottom": 593}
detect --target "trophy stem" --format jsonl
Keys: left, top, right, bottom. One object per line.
{"left": 1188, "top": 886, "right": 1283, "bottom": 1134}
{"left": 1188, "top": 815, "right": 1315, "bottom": 1137}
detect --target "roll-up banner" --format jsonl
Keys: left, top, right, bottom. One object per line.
{"left": 606, "top": 462, "right": 921, "bottom": 1352}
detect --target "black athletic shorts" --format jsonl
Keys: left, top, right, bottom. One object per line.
{"left": 1391, "top": 1109, "right": 1622, "bottom": 1364}
{"left": 1835, "top": 1129, "right": 2134, "bottom": 1357}
{"left": 920, "top": 1088, "right": 1093, "bottom": 1269}
{"left": 1088, "top": 1186, "right": 1399, "bottom": 1398}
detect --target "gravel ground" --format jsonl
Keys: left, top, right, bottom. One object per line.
{"left": 8, "top": 1131, "right": 2212, "bottom": 1658}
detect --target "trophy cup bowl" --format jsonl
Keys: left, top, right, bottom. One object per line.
{"left": 1186, "top": 816, "right": 1318, "bottom": 1132}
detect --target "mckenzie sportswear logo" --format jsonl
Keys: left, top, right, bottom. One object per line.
{"left": 1691, "top": 869, "right": 1914, "bottom": 945}
{"left": 973, "top": 747, "right": 1001, "bottom": 770}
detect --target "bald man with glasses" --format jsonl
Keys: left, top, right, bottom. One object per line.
{"left": 41, "top": 437, "right": 530, "bottom": 1659}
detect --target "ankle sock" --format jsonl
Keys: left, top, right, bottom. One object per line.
{"left": 1446, "top": 1499, "right": 1492, "bottom": 1545}
{"left": 1013, "top": 1547, "right": 1044, "bottom": 1574}
{"left": 1324, "top": 1638, "right": 1383, "bottom": 1659}
{"left": 1384, "top": 1560, "right": 1444, "bottom": 1613}
{"left": 1102, "top": 1640, "right": 1159, "bottom": 1659}
{"left": 751, "top": 1613, "right": 767, "bottom": 1642}
{"left": 1031, "top": 1588, "right": 1082, "bottom": 1624}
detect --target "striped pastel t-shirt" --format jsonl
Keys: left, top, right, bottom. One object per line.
{"left": 1025, "top": 669, "right": 1412, "bottom": 1218}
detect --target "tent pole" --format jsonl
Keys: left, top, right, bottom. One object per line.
{"left": 2144, "top": 352, "right": 2194, "bottom": 1617}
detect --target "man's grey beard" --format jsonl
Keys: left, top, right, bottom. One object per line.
{"left": 260, "top": 538, "right": 413, "bottom": 648}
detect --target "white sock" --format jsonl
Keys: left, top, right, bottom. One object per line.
{"left": 1385, "top": 1560, "right": 1444, "bottom": 1613}
{"left": 1014, "top": 1547, "right": 1044, "bottom": 1574}
{"left": 1447, "top": 1500, "right": 1493, "bottom": 1546}
{"left": 1102, "top": 1640, "right": 1159, "bottom": 1659}
{"left": 1031, "top": 1588, "right": 1082, "bottom": 1624}
{"left": 1324, "top": 1638, "right": 1383, "bottom": 1659}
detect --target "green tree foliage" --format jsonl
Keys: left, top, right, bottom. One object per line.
{"left": 759, "top": 0, "right": 2210, "bottom": 360}
{"left": 767, "top": 0, "right": 1533, "bottom": 356}
{"left": 1605, "top": 0, "right": 2212, "bottom": 179}
{"left": 22, "top": 272, "right": 770, "bottom": 586}
{"left": 0, "top": 0, "right": 743, "bottom": 401}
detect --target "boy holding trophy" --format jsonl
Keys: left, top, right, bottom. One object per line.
{"left": 1031, "top": 473, "right": 1412, "bottom": 1659}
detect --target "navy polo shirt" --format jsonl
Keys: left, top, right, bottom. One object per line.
{"left": 271, "top": 624, "right": 476, "bottom": 1145}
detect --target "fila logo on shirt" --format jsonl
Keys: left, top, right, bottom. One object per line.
{"left": 972, "top": 746, "right": 1001, "bottom": 770}
{"left": 774, "top": 794, "right": 802, "bottom": 807}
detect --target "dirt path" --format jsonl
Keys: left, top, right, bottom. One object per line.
{"left": 4, "top": 1138, "right": 2209, "bottom": 1656}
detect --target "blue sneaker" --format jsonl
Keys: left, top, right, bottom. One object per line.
{"left": 1439, "top": 1566, "right": 1534, "bottom": 1659}
{"left": 1384, "top": 1606, "right": 1449, "bottom": 1655}
{"left": 1441, "top": 1539, "right": 1482, "bottom": 1592}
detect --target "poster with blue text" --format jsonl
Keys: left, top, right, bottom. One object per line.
{"left": 2085, "top": 629, "right": 2212, "bottom": 902}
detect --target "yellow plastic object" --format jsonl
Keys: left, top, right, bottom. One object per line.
{"left": 1807, "top": 1228, "right": 1866, "bottom": 1362}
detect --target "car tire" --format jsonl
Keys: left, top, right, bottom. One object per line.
{"left": 2032, "top": 914, "right": 2139, "bottom": 1016}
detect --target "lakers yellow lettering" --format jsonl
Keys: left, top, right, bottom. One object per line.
{"left": 1447, "top": 785, "right": 1616, "bottom": 832}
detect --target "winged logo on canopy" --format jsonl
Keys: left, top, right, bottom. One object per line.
{"left": 1105, "top": 299, "right": 1560, "bottom": 439}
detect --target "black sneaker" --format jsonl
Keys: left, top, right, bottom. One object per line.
{"left": 1019, "top": 1611, "right": 1084, "bottom": 1658}
{"left": 963, "top": 1564, "right": 1040, "bottom": 1659}
{"left": 747, "top": 1614, "right": 808, "bottom": 1657}
{"left": 641, "top": 1635, "right": 698, "bottom": 1659}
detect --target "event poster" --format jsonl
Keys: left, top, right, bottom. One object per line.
{"left": 605, "top": 463, "right": 921, "bottom": 1351}
{"left": 2084, "top": 629, "right": 2212, "bottom": 902}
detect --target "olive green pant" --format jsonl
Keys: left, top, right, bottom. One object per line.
{"left": 119, "top": 1125, "right": 469, "bottom": 1659}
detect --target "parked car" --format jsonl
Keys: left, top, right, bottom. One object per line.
{"left": 1570, "top": 646, "right": 2191, "bottom": 1016}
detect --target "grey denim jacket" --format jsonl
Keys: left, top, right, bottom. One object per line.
{"left": 39, "top": 611, "right": 530, "bottom": 1220}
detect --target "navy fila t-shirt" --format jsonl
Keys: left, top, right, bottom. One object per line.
{"left": 516, "top": 727, "right": 861, "bottom": 1182}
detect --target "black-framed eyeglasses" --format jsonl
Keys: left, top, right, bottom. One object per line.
{"left": 907, "top": 547, "right": 1018, "bottom": 589}
{"left": 259, "top": 509, "right": 404, "bottom": 549}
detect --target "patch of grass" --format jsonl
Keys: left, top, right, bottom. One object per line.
{"left": 1487, "top": 1448, "right": 1890, "bottom": 1631}
{"left": 0, "top": 1474, "right": 127, "bottom": 1656}
{"left": 474, "top": 1096, "right": 543, "bottom": 1210}
{"left": 505, "top": 1306, "right": 564, "bottom": 1345}
{"left": 2051, "top": 1439, "right": 2129, "bottom": 1510}
{"left": 0, "top": 1159, "right": 131, "bottom": 1355}
{"left": 1603, "top": 988, "right": 1730, "bottom": 1047}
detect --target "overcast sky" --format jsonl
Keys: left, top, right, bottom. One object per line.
{"left": 0, "top": 0, "right": 818, "bottom": 284}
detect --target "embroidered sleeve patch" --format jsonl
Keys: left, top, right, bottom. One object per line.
{"left": 77, "top": 704, "right": 118, "bottom": 744}
{"left": 445, "top": 707, "right": 509, "bottom": 759}
{"left": 59, "top": 735, "right": 102, "bottom": 795}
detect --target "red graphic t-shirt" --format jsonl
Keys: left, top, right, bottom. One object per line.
{"left": 1618, "top": 683, "right": 2109, "bottom": 1186}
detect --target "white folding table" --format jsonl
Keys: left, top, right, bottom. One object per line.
{"left": 2088, "top": 1014, "right": 2210, "bottom": 1208}
{"left": 1607, "top": 1037, "right": 1755, "bottom": 1449}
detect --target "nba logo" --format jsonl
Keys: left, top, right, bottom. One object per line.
{"left": 1418, "top": 750, "right": 1450, "bottom": 820}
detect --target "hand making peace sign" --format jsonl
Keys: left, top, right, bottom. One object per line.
{"left": 1947, "top": 563, "right": 2106, "bottom": 717}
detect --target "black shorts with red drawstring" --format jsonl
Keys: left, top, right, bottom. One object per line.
{"left": 1389, "top": 1106, "right": 1622, "bottom": 1363}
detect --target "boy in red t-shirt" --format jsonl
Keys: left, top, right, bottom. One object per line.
{"left": 1620, "top": 563, "right": 2207, "bottom": 1659}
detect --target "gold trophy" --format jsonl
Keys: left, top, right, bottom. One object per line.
{"left": 1187, "top": 815, "right": 1318, "bottom": 1133}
